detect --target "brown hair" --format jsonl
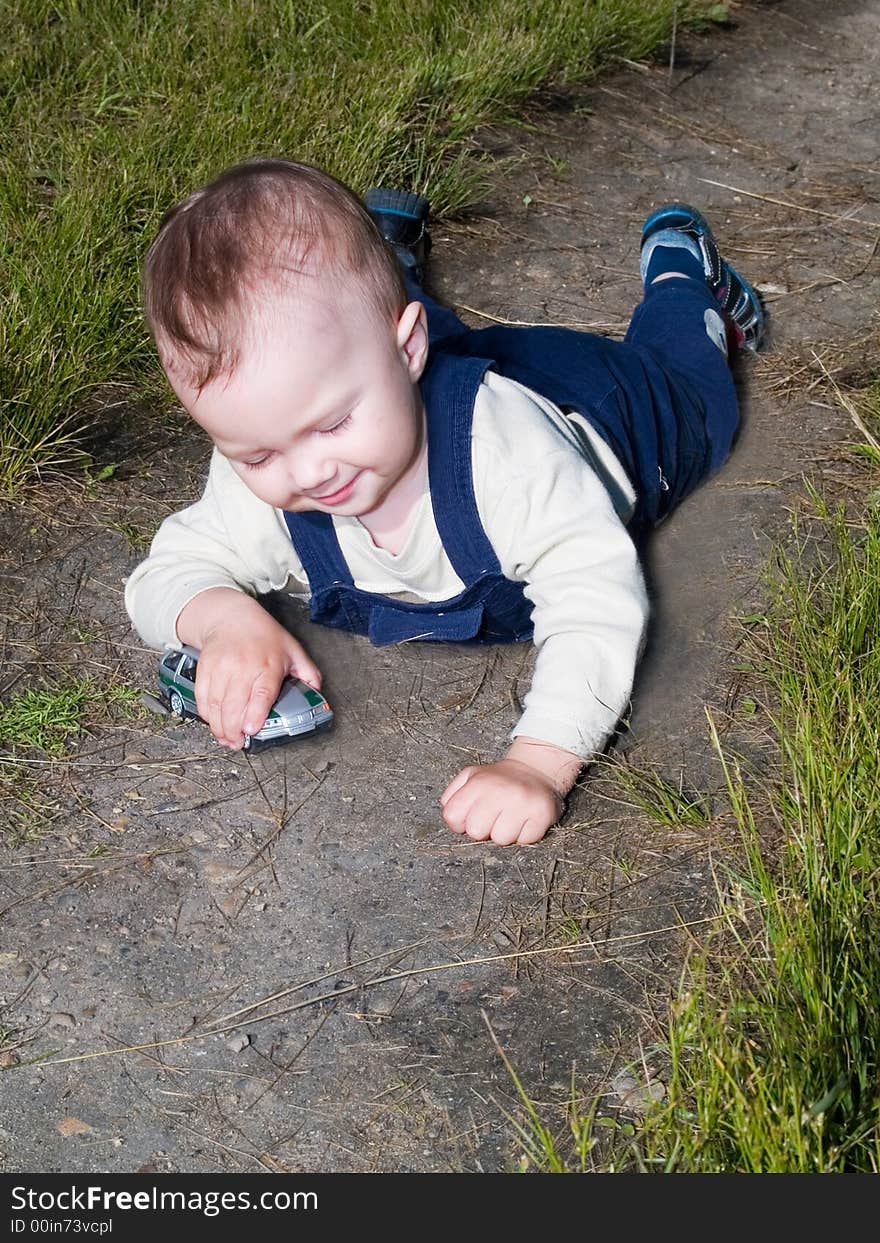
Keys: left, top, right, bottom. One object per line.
{"left": 143, "top": 158, "right": 406, "bottom": 388}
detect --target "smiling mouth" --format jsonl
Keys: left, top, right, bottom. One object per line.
{"left": 313, "top": 472, "right": 362, "bottom": 505}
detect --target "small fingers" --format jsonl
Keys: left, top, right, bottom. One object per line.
{"left": 490, "top": 816, "right": 548, "bottom": 846}
{"left": 197, "top": 666, "right": 261, "bottom": 749}
{"left": 517, "top": 818, "right": 552, "bottom": 846}
{"left": 440, "top": 764, "right": 561, "bottom": 847}
{"left": 194, "top": 669, "right": 232, "bottom": 745}
{"left": 242, "top": 678, "right": 280, "bottom": 738}
{"left": 286, "top": 639, "right": 322, "bottom": 691}
{"left": 217, "top": 678, "right": 251, "bottom": 748}
{"left": 463, "top": 810, "right": 500, "bottom": 842}
{"left": 440, "top": 792, "right": 469, "bottom": 834}
{"left": 439, "top": 766, "right": 478, "bottom": 809}
{"left": 489, "top": 816, "right": 528, "bottom": 847}
{"left": 441, "top": 779, "right": 501, "bottom": 842}
{"left": 293, "top": 656, "right": 323, "bottom": 692}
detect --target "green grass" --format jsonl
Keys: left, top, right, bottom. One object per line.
{"left": 0, "top": 676, "right": 140, "bottom": 757}
{"left": 1, "top": 0, "right": 717, "bottom": 492}
{"left": 632, "top": 492, "right": 880, "bottom": 1173}
{"left": 107, "top": 519, "right": 152, "bottom": 551}
{"left": 503, "top": 387, "right": 880, "bottom": 1173}
{"left": 0, "top": 671, "right": 139, "bottom": 842}
{"left": 846, "top": 379, "right": 880, "bottom": 467}
{"left": 603, "top": 757, "right": 713, "bottom": 826}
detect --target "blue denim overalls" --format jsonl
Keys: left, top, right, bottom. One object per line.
{"left": 283, "top": 276, "right": 738, "bottom": 648}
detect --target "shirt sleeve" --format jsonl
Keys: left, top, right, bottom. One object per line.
{"left": 472, "top": 373, "right": 649, "bottom": 760}
{"left": 124, "top": 448, "right": 307, "bottom": 649}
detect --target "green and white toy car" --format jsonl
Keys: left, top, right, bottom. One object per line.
{"left": 158, "top": 645, "right": 333, "bottom": 749}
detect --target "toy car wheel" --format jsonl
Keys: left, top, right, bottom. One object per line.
{"left": 169, "top": 690, "right": 186, "bottom": 718}
{"left": 242, "top": 734, "right": 252, "bottom": 752}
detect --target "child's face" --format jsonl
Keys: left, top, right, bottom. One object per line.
{"left": 165, "top": 283, "right": 429, "bottom": 523}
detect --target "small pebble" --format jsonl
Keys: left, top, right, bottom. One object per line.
{"left": 226, "top": 1034, "right": 251, "bottom": 1054}
{"left": 49, "top": 1012, "right": 77, "bottom": 1029}
{"left": 139, "top": 692, "right": 169, "bottom": 716}
{"left": 611, "top": 1069, "right": 666, "bottom": 1111}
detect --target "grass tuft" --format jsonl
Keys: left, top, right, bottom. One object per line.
{"left": 601, "top": 757, "right": 712, "bottom": 827}
{"left": 0, "top": 676, "right": 141, "bottom": 757}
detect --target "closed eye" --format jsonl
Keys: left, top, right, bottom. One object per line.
{"left": 240, "top": 411, "right": 351, "bottom": 469}
{"left": 320, "top": 413, "right": 352, "bottom": 436}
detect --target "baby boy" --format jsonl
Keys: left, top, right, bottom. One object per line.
{"left": 126, "top": 159, "right": 764, "bottom": 845}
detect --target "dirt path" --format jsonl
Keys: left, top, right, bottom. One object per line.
{"left": 1, "top": 0, "right": 878, "bottom": 1173}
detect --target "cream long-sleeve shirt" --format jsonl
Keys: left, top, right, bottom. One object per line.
{"left": 125, "top": 371, "right": 648, "bottom": 760}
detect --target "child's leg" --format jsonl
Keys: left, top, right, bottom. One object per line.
{"left": 624, "top": 275, "right": 739, "bottom": 472}
{"left": 625, "top": 203, "right": 765, "bottom": 474}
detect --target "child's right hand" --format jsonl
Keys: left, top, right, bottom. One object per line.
{"left": 175, "top": 587, "right": 322, "bottom": 749}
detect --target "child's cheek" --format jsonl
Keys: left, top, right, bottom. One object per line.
{"left": 233, "top": 464, "right": 286, "bottom": 508}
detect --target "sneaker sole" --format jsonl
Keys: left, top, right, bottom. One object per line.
{"left": 364, "top": 188, "right": 429, "bottom": 221}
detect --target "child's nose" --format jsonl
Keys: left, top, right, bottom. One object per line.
{"left": 288, "top": 447, "right": 335, "bottom": 493}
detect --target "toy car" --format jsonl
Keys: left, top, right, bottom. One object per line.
{"left": 158, "top": 645, "right": 333, "bottom": 749}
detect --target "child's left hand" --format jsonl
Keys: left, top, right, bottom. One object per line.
{"left": 439, "top": 738, "right": 583, "bottom": 846}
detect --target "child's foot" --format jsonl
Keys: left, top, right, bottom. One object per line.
{"left": 640, "top": 202, "right": 766, "bottom": 351}
{"left": 364, "top": 188, "right": 432, "bottom": 284}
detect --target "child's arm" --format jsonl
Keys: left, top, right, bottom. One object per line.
{"left": 125, "top": 449, "right": 319, "bottom": 746}
{"left": 125, "top": 449, "right": 303, "bottom": 650}
{"left": 439, "top": 374, "right": 649, "bottom": 845}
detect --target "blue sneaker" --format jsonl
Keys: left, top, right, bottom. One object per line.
{"left": 364, "top": 188, "right": 431, "bottom": 283}
{"left": 640, "top": 202, "right": 766, "bottom": 351}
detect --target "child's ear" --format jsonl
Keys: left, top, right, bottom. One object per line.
{"left": 396, "top": 300, "right": 429, "bottom": 381}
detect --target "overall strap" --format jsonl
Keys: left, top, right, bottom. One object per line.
{"left": 421, "top": 351, "right": 500, "bottom": 582}
{"left": 282, "top": 509, "right": 353, "bottom": 594}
